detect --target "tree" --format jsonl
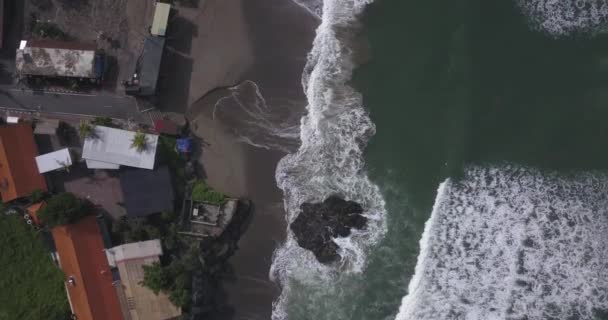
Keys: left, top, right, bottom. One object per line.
{"left": 78, "top": 122, "right": 95, "bottom": 139}
{"left": 140, "top": 262, "right": 169, "bottom": 295}
{"left": 37, "top": 193, "right": 94, "bottom": 227}
{"left": 29, "top": 189, "right": 47, "bottom": 204}
{"left": 191, "top": 180, "right": 225, "bottom": 205}
{"left": 131, "top": 131, "right": 148, "bottom": 153}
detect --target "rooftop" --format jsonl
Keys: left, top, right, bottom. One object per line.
{"left": 108, "top": 240, "right": 181, "bottom": 320}
{"left": 15, "top": 40, "right": 98, "bottom": 78}
{"left": 82, "top": 126, "right": 159, "bottom": 170}
{"left": 35, "top": 148, "right": 72, "bottom": 174}
{"left": 138, "top": 36, "right": 165, "bottom": 96}
{"left": 105, "top": 239, "right": 163, "bottom": 267}
{"left": 120, "top": 166, "right": 174, "bottom": 218}
{"left": 64, "top": 169, "right": 126, "bottom": 220}
{"left": 151, "top": 3, "right": 171, "bottom": 36}
{"left": 51, "top": 216, "right": 124, "bottom": 320}
{"left": 0, "top": 123, "right": 47, "bottom": 202}
{"left": 180, "top": 199, "right": 238, "bottom": 238}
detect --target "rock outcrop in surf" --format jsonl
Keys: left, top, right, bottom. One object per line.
{"left": 290, "top": 196, "right": 367, "bottom": 263}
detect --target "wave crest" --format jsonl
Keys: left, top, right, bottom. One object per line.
{"left": 397, "top": 165, "right": 608, "bottom": 320}
{"left": 271, "top": 0, "right": 385, "bottom": 319}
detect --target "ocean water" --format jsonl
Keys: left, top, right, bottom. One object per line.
{"left": 271, "top": 0, "right": 608, "bottom": 319}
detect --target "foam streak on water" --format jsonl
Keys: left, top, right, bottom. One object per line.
{"left": 396, "top": 165, "right": 608, "bottom": 320}
{"left": 271, "top": 0, "right": 386, "bottom": 319}
{"left": 517, "top": 0, "right": 608, "bottom": 35}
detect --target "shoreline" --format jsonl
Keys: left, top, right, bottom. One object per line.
{"left": 185, "top": 0, "right": 318, "bottom": 318}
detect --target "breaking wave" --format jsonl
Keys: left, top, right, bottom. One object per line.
{"left": 396, "top": 165, "right": 608, "bottom": 320}
{"left": 517, "top": 0, "right": 608, "bottom": 35}
{"left": 271, "top": 0, "right": 386, "bottom": 319}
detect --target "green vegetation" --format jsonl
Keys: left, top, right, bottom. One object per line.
{"left": 192, "top": 180, "right": 225, "bottom": 205}
{"left": 131, "top": 131, "right": 149, "bottom": 153}
{"left": 78, "top": 122, "right": 95, "bottom": 139}
{"left": 91, "top": 116, "right": 113, "bottom": 127}
{"left": 0, "top": 215, "right": 69, "bottom": 320}
{"left": 29, "top": 189, "right": 48, "bottom": 204}
{"left": 37, "top": 192, "right": 94, "bottom": 227}
{"left": 158, "top": 136, "right": 187, "bottom": 195}
{"left": 32, "top": 22, "right": 69, "bottom": 40}
{"left": 140, "top": 246, "right": 200, "bottom": 309}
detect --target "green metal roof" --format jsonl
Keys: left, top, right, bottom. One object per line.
{"left": 151, "top": 3, "right": 171, "bottom": 36}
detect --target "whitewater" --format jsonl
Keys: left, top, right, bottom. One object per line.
{"left": 396, "top": 166, "right": 608, "bottom": 319}
{"left": 271, "top": 0, "right": 386, "bottom": 319}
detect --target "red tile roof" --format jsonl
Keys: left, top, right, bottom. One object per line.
{"left": 0, "top": 123, "right": 47, "bottom": 202}
{"left": 26, "top": 202, "right": 45, "bottom": 226}
{"left": 52, "top": 216, "right": 124, "bottom": 320}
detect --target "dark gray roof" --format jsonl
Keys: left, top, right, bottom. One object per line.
{"left": 138, "top": 36, "right": 165, "bottom": 96}
{"left": 119, "top": 166, "right": 173, "bottom": 217}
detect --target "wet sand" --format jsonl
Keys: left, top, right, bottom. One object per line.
{"left": 185, "top": 0, "right": 318, "bottom": 319}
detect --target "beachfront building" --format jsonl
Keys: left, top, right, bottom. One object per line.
{"left": 105, "top": 239, "right": 181, "bottom": 320}
{"left": 52, "top": 215, "right": 124, "bottom": 320}
{"left": 119, "top": 166, "right": 174, "bottom": 218}
{"left": 82, "top": 126, "right": 159, "bottom": 170}
{"left": 0, "top": 123, "right": 47, "bottom": 202}
{"left": 15, "top": 39, "right": 105, "bottom": 81}
{"left": 180, "top": 199, "right": 239, "bottom": 238}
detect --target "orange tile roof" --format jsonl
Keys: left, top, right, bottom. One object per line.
{"left": 0, "top": 123, "right": 47, "bottom": 202}
{"left": 52, "top": 216, "right": 124, "bottom": 320}
{"left": 26, "top": 202, "right": 45, "bottom": 225}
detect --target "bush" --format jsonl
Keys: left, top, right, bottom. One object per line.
{"left": 91, "top": 116, "right": 113, "bottom": 127}
{"left": 37, "top": 193, "right": 94, "bottom": 227}
{"left": 29, "top": 189, "right": 47, "bottom": 204}
{"left": 191, "top": 181, "right": 225, "bottom": 205}
{"left": 32, "top": 22, "right": 68, "bottom": 40}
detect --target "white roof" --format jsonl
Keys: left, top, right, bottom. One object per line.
{"left": 35, "top": 148, "right": 72, "bottom": 174}
{"left": 85, "top": 159, "right": 120, "bottom": 170}
{"left": 6, "top": 116, "right": 19, "bottom": 124}
{"left": 105, "top": 239, "right": 163, "bottom": 267}
{"left": 82, "top": 126, "right": 158, "bottom": 170}
{"left": 151, "top": 3, "right": 171, "bottom": 36}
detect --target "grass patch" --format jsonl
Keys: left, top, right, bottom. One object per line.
{"left": 191, "top": 180, "right": 225, "bottom": 205}
{"left": 0, "top": 215, "right": 69, "bottom": 320}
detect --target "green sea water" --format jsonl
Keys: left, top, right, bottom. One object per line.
{"left": 280, "top": 0, "right": 608, "bottom": 319}
{"left": 358, "top": 0, "right": 608, "bottom": 318}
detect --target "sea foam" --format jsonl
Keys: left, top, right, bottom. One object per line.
{"left": 517, "top": 0, "right": 608, "bottom": 35}
{"left": 396, "top": 165, "right": 608, "bottom": 320}
{"left": 271, "top": 0, "right": 385, "bottom": 319}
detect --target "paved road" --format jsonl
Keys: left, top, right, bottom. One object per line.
{"left": 0, "top": 86, "right": 148, "bottom": 122}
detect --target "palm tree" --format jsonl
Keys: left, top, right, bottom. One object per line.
{"left": 131, "top": 131, "right": 148, "bottom": 153}
{"left": 78, "top": 122, "right": 95, "bottom": 139}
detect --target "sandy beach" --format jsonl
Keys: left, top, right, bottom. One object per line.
{"left": 178, "top": 0, "right": 318, "bottom": 318}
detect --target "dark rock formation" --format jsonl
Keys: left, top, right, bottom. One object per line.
{"left": 290, "top": 195, "right": 367, "bottom": 264}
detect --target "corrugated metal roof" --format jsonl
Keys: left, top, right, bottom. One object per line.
{"left": 120, "top": 166, "right": 174, "bottom": 217}
{"left": 105, "top": 239, "right": 163, "bottom": 267}
{"left": 85, "top": 159, "right": 120, "bottom": 170}
{"left": 82, "top": 126, "right": 158, "bottom": 170}
{"left": 35, "top": 148, "right": 72, "bottom": 173}
{"left": 151, "top": 3, "right": 171, "bottom": 36}
{"left": 138, "top": 36, "right": 165, "bottom": 96}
